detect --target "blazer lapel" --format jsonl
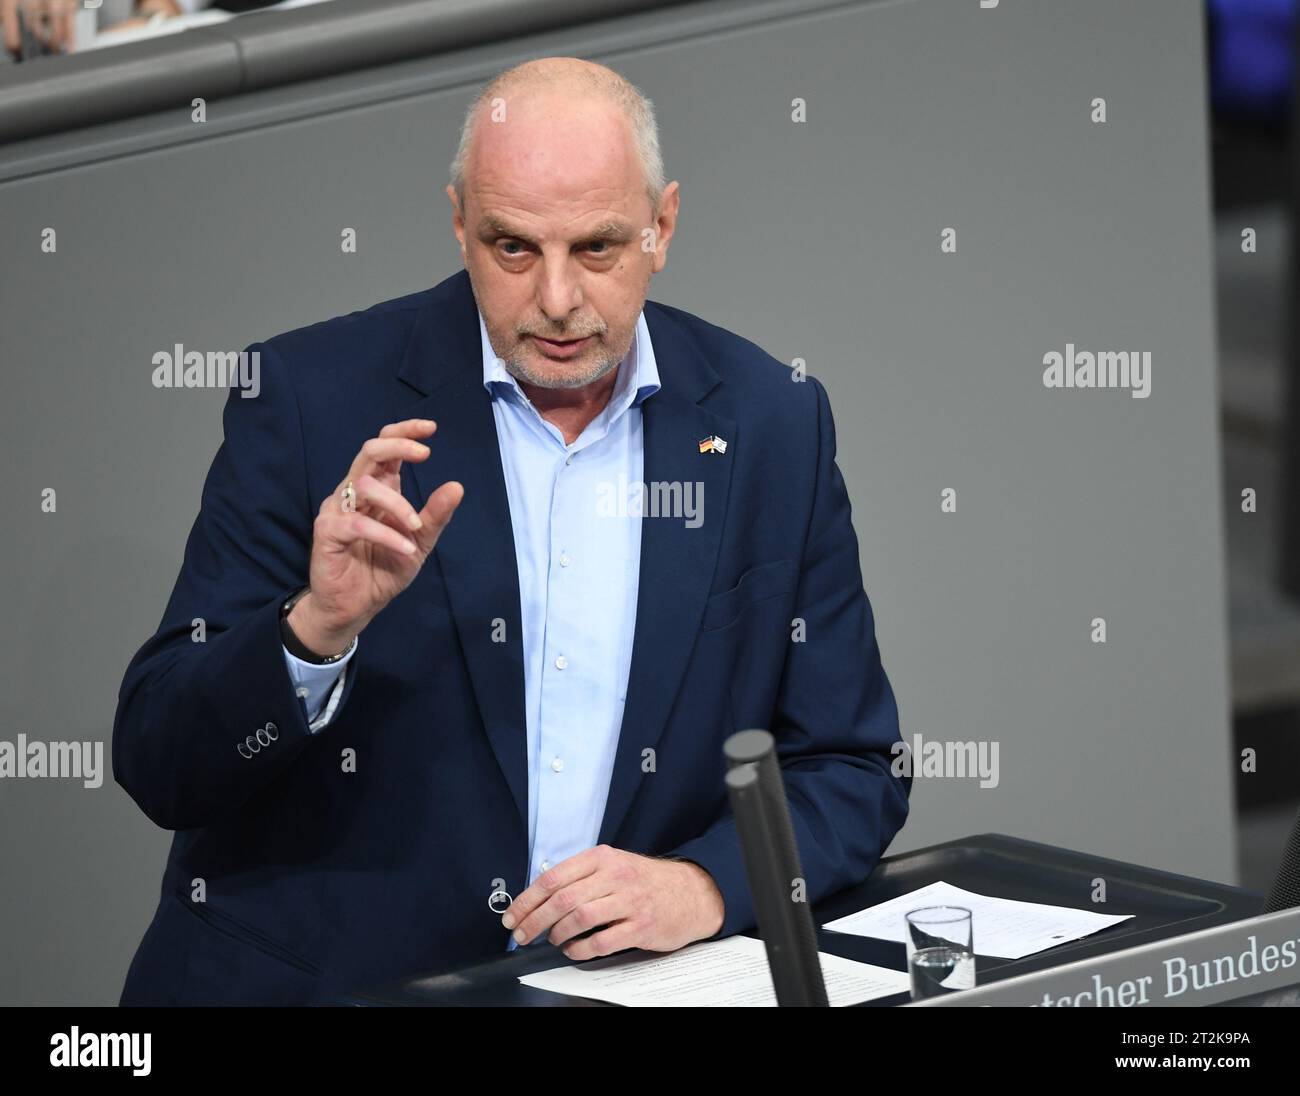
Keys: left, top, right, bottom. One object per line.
{"left": 597, "top": 304, "right": 735, "bottom": 846}
{"left": 398, "top": 272, "right": 530, "bottom": 831}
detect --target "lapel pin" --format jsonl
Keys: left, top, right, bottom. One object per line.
{"left": 698, "top": 434, "right": 728, "bottom": 455}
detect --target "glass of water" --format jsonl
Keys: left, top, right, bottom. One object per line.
{"left": 905, "top": 905, "right": 976, "bottom": 999}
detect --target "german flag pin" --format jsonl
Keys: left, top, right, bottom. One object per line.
{"left": 698, "top": 434, "right": 728, "bottom": 455}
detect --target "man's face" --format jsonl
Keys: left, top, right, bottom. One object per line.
{"left": 449, "top": 92, "right": 678, "bottom": 390}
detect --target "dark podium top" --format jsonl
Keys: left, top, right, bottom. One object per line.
{"left": 333, "top": 833, "right": 1264, "bottom": 1007}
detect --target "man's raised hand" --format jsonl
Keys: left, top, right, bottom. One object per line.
{"left": 288, "top": 418, "right": 463, "bottom": 657}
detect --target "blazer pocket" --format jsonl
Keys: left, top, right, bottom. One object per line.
{"left": 701, "top": 559, "right": 793, "bottom": 632}
{"left": 172, "top": 890, "right": 323, "bottom": 978}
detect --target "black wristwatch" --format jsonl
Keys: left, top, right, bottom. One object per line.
{"left": 279, "top": 585, "right": 355, "bottom": 665}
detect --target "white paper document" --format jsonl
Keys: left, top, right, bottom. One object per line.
{"left": 820, "top": 880, "right": 1135, "bottom": 959}
{"left": 518, "top": 934, "right": 911, "bottom": 1006}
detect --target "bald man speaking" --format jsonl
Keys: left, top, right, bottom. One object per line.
{"left": 113, "top": 57, "right": 911, "bottom": 1006}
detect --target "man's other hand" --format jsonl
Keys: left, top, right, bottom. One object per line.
{"left": 502, "top": 845, "right": 726, "bottom": 960}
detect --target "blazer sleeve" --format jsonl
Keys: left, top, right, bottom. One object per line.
{"left": 112, "top": 341, "right": 359, "bottom": 830}
{"left": 667, "top": 374, "right": 911, "bottom": 939}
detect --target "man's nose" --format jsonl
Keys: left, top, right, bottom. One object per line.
{"left": 536, "top": 258, "right": 583, "bottom": 325}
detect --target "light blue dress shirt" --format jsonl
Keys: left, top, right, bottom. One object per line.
{"left": 282, "top": 309, "right": 661, "bottom": 948}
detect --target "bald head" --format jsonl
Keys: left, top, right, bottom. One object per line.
{"left": 449, "top": 57, "right": 665, "bottom": 217}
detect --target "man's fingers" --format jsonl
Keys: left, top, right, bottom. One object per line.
{"left": 562, "top": 919, "right": 638, "bottom": 962}
{"left": 503, "top": 846, "right": 605, "bottom": 933}
{"left": 348, "top": 436, "right": 430, "bottom": 484}
{"left": 511, "top": 872, "right": 620, "bottom": 946}
{"left": 319, "top": 510, "right": 417, "bottom": 557}
{"left": 545, "top": 892, "right": 630, "bottom": 948}
{"left": 318, "top": 476, "right": 461, "bottom": 557}
{"left": 378, "top": 418, "right": 437, "bottom": 440}
{"left": 353, "top": 474, "right": 423, "bottom": 533}
{"left": 413, "top": 481, "right": 463, "bottom": 551}
{"left": 335, "top": 421, "right": 438, "bottom": 508}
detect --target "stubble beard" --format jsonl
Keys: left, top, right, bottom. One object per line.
{"left": 503, "top": 335, "right": 625, "bottom": 390}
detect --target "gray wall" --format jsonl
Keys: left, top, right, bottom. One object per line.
{"left": 0, "top": 0, "right": 1231, "bottom": 1004}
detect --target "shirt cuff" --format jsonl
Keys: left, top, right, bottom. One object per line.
{"left": 282, "top": 640, "right": 356, "bottom": 733}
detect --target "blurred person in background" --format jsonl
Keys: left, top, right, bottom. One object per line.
{"left": 2, "top": 0, "right": 307, "bottom": 60}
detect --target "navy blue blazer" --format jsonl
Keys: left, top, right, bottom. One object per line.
{"left": 114, "top": 268, "right": 910, "bottom": 1005}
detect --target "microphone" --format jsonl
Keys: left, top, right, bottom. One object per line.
{"left": 724, "top": 729, "right": 829, "bottom": 1006}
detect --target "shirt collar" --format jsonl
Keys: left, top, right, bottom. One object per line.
{"left": 479, "top": 309, "right": 661, "bottom": 413}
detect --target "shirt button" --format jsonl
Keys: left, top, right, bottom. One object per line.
{"left": 554, "top": 654, "right": 567, "bottom": 670}
{"left": 541, "top": 860, "right": 551, "bottom": 871}
{"left": 559, "top": 553, "right": 570, "bottom": 567}
{"left": 551, "top": 758, "right": 564, "bottom": 773}
{"left": 565, "top": 454, "right": 574, "bottom": 465}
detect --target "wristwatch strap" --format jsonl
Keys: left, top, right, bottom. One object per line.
{"left": 279, "top": 585, "right": 355, "bottom": 665}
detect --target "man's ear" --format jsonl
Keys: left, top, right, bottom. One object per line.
{"left": 447, "top": 184, "right": 467, "bottom": 258}
{"left": 651, "top": 181, "right": 681, "bottom": 274}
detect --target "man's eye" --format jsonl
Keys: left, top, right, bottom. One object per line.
{"left": 587, "top": 241, "right": 607, "bottom": 254}
{"left": 500, "top": 241, "right": 524, "bottom": 255}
